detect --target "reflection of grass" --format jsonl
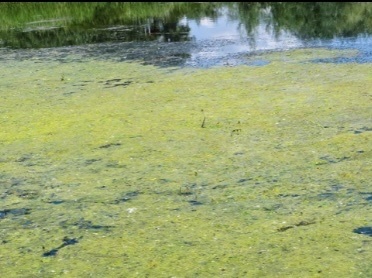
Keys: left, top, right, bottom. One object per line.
{"left": 0, "top": 49, "right": 371, "bottom": 277}
{"left": 0, "top": 3, "right": 171, "bottom": 29}
{"left": 0, "top": 2, "right": 221, "bottom": 30}
{"left": 0, "top": 2, "right": 222, "bottom": 49}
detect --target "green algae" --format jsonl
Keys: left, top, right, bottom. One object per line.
{"left": 0, "top": 48, "right": 371, "bottom": 277}
{"left": 253, "top": 48, "right": 360, "bottom": 63}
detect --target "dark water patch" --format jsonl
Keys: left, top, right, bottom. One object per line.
{"left": 15, "top": 154, "right": 32, "bottom": 163}
{"left": 106, "top": 161, "right": 127, "bottom": 168}
{"left": 319, "top": 155, "right": 350, "bottom": 164}
{"left": 72, "top": 218, "right": 113, "bottom": 231}
{"left": 112, "top": 191, "right": 139, "bottom": 204}
{"left": 211, "top": 184, "right": 228, "bottom": 190}
{"left": 277, "top": 226, "right": 294, "bottom": 232}
{"left": 63, "top": 91, "right": 76, "bottom": 96}
{"left": 262, "top": 204, "right": 282, "bottom": 212}
{"left": 42, "top": 236, "right": 82, "bottom": 257}
{"left": 72, "top": 83, "right": 86, "bottom": 87}
{"left": 42, "top": 249, "right": 58, "bottom": 257}
{"left": 179, "top": 183, "right": 197, "bottom": 195}
{"left": 330, "top": 184, "right": 344, "bottom": 191}
{"left": 353, "top": 227, "right": 372, "bottom": 237}
{"left": 101, "top": 78, "right": 121, "bottom": 83}
{"left": 47, "top": 200, "right": 65, "bottom": 205}
{"left": 9, "top": 177, "right": 24, "bottom": 186}
{"left": 14, "top": 153, "right": 48, "bottom": 167}
{"left": 188, "top": 200, "right": 203, "bottom": 206}
{"left": 183, "top": 241, "right": 194, "bottom": 246}
{"left": 277, "top": 220, "right": 316, "bottom": 232}
{"left": 16, "top": 189, "right": 40, "bottom": 199}
{"left": 237, "top": 178, "right": 252, "bottom": 184}
{"left": 230, "top": 129, "right": 242, "bottom": 136}
{"left": 84, "top": 158, "right": 101, "bottom": 165}
{"left": 317, "top": 192, "right": 336, "bottom": 200}
{"left": 278, "top": 194, "right": 301, "bottom": 198}
{"left": 122, "top": 191, "right": 140, "bottom": 198}
{"left": 110, "top": 82, "right": 133, "bottom": 88}
{"left": 158, "top": 178, "right": 172, "bottom": 184}
{"left": 359, "top": 192, "right": 372, "bottom": 202}
{"left": 15, "top": 154, "right": 38, "bottom": 166}
{"left": 98, "top": 142, "right": 122, "bottom": 149}
{"left": 3, "top": 188, "right": 40, "bottom": 200}
{"left": 99, "top": 78, "right": 133, "bottom": 88}
{"left": 351, "top": 126, "right": 372, "bottom": 134}
{"left": 0, "top": 208, "right": 31, "bottom": 219}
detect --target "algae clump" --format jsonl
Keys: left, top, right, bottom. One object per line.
{"left": 0, "top": 48, "right": 371, "bottom": 277}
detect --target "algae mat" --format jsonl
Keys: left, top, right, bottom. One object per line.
{"left": 0, "top": 49, "right": 371, "bottom": 277}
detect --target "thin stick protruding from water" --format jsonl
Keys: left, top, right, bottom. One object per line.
{"left": 201, "top": 109, "right": 206, "bottom": 128}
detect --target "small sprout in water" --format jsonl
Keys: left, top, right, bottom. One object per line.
{"left": 61, "top": 74, "right": 65, "bottom": 81}
{"left": 201, "top": 109, "right": 206, "bottom": 128}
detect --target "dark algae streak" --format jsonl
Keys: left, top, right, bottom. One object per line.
{"left": 42, "top": 236, "right": 82, "bottom": 257}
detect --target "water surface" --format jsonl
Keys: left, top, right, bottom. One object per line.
{"left": 0, "top": 2, "right": 371, "bottom": 67}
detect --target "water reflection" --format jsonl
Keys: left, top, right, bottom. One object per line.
{"left": 0, "top": 2, "right": 370, "bottom": 67}
{"left": 182, "top": 6, "right": 305, "bottom": 67}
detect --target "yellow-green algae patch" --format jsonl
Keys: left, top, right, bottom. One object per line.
{"left": 252, "top": 48, "right": 360, "bottom": 64}
{"left": 0, "top": 48, "right": 371, "bottom": 277}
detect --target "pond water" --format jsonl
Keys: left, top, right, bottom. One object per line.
{"left": 0, "top": 3, "right": 371, "bottom": 277}
{"left": 0, "top": 2, "right": 371, "bottom": 67}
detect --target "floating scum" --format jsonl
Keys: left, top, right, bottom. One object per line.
{"left": 0, "top": 48, "right": 371, "bottom": 277}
